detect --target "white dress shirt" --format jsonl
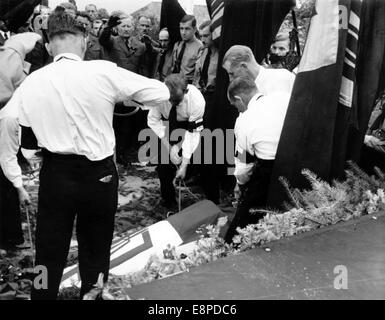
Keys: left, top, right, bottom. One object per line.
{"left": 0, "top": 104, "right": 22, "bottom": 188}
{"left": 147, "top": 84, "right": 205, "bottom": 160}
{"left": 234, "top": 92, "right": 291, "bottom": 185}
{"left": 5, "top": 53, "right": 170, "bottom": 161}
{"left": 255, "top": 66, "right": 295, "bottom": 95}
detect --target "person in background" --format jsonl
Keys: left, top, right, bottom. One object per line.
{"left": 0, "top": 19, "right": 11, "bottom": 46}
{"left": 262, "top": 32, "right": 300, "bottom": 73}
{"left": 193, "top": 20, "right": 218, "bottom": 130}
{"left": 191, "top": 20, "right": 220, "bottom": 204}
{"left": 137, "top": 16, "right": 151, "bottom": 38}
{"left": 99, "top": 14, "right": 155, "bottom": 164}
{"left": 262, "top": 32, "right": 290, "bottom": 69}
{"left": 58, "top": 2, "right": 77, "bottom": 17}
{"left": 91, "top": 18, "right": 103, "bottom": 37}
{"left": 0, "top": 32, "right": 41, "bottom": 250}
{"left": 85, "top": 3, "right": 98, "bottom": 21}
{"left": 99, "top": 15, "right": 149, "bottom": 75}
{"left": 77, "top": 12, "right": 104, "bottom": 61}
{"left": 224, "top": 77, "right": 290, "bottom": 243}
{"left": 25, "top": 6, "right": 52, "bottom": 73}
{"left": 154, "top": 28, "right": 173, "bottom": 82}
{"left": 76, "top": 11, "right": 92, "bottom": 32}
{"left": 361, "top": 91, "right": 385, "bottom": 175}
{"left": 171, "top": 14, "right": 203, "bottom": 84}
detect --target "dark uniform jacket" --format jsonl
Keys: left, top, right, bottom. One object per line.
{"left": 85, "top": 33, "right": 106, "bottom": 61}
{"left": 99, "top": 28, "right": 153, "bottom": 76}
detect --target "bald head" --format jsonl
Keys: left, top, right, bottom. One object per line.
{"left": 159, "top": 28, "right": 170, "bottom": 49}
{"left": 222, "top": 45, "right": 260, "bottom": 82}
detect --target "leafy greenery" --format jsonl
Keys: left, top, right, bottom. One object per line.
{"left": 79, "top": 162, "right": 385, "bottom": 299}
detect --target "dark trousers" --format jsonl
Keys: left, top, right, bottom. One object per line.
{"left": 31, "top": 152, "right": 118, "bottom": 300}
{"left": 224, "top": 159, "right": 274, "bottom": 243}
{"left": 113, "top": 106, "right": 149, "bottom": 161}
{"left": 360, "top": 145, "right": 385, "bottom": 176}
{"left": 0, "top": 168, "right": 24, "bottom": 246}
{"left": 155, "top": 138, "right": 220, "bottom": 205}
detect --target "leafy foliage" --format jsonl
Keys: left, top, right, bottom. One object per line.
{"left": 82, "top": 163, "right": 385, "bottom": 299}
{"left": 233, "top": 162, "right": 385, "bottom": 252}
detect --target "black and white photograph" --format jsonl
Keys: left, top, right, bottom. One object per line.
{"left": 0, "top": 0, "right": 384, "bottom": 306}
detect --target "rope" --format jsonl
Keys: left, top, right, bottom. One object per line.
{"left": 24, "top": 172, "right": 36, "bottom": 267}
{"left": 178, "top": 179, "right": 181, "bottom": 213}
{"left": 113, "top": 106, "right": 140, "bottom": 117}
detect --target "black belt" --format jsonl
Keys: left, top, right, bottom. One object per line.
{"left": 42, "top": 149, "right": 113, "bottom": 163}
{"left": 235, "top": 150, "right": 274, "bottom": 166}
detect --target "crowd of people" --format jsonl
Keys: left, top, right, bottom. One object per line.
{"left": 1, "top": 1, "right": 383, "bottom": 300}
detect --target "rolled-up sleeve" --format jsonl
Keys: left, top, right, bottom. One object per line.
{"left": 147, "top": 104, "right": 166, "bottom": 139}
{"left": 113, "top": 66, "right": 170, "bottom": 108}
{"left": 181, "top": 86, "right": 205, "bottom": 160}
{"left": 0, "top": 117, "right": 23, "bottom": 188}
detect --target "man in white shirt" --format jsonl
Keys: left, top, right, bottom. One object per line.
{"left": 0, "top": 32, "right": 41, "bottom": 250}
{"left": 222, "top": 45, "right": 295, "bottom": 95}
{"left": 147, "top": 74, "right": 205, "bottom": 209}
{"left": 224, "top": 77, "right": 290, "bottom": 244}
{"left": 5, "top": 11, "right": 169, "bottom": 300}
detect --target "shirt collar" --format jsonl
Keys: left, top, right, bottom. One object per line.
{"left": 54, "top": 53, "right": 82, "bottom": 62}
{"left": 251, "top": 92, "right": 264, "bottom": 102}
{"left": 0, "top": 30, "right": 10, "bottom": 38}
{"left": 256, "top": 66, "right": 266, "bottom": 81}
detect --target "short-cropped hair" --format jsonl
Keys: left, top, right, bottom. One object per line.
{"left": 180, "top": 14, "right": 197, "bottom": 28}
{"left": 48, "top": 10, "right": 86, "bottom": 40}
{"left": 199, "top": 20, "right": 212, "bottom": 32}
{"left": 59, "top": 2, "right": 77, "bottom": 12}
{"left": 223, "top": 45, "right": 256, "bottom": 68}
{"left": 77, "top": 11, "right": 92, "bottom": 23}
{"left": 165, "top": 74, "right": 188, "bottom": 93}
{"left": 274, "top": 32, "right": 290, "bottom": 43}
{"left": 227, "top": 76, "right": 257, "bottom": 101}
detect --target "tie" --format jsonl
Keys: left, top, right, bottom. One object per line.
{"left": 3, "top": 32, "right": 8, "bottom": 41}
{"left": 199, "top": 48, "right": 211, "bottom": 88}
{"left": 172, "top": 41, "right": 186, "bottom": 74}
{"left": 168, "top": 103, "right": 179, "bottom": 136}
{"left": 158, "top": 50, "right": 167, "bottom": 80}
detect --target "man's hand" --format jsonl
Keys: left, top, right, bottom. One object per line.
{"left": 141, "top": 34, "right": 152, "bottom": 45}
{"left": 364, "top": 135, "right": 385, "bottom": 149}
{"left": 107, "top": 15, "right": 121, "bottom": 28}
{"left": 170, "top": 145, "right": 182, "bottom": 165}
{"left": 17, "top": 186, "right": 31, "bottom": 207}
{"left": 175, "top": 163, "right": 188, "bottom": 181}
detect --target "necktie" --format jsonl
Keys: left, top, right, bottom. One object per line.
{"left": 173, "top": 41, "right": 186, "bottom": 74}
{"left": 158, "top": 50, "right": 167, "bottom": 80}
{"left": 3, "top": 32, "right": 8, "bottom": 41}
{"left": 200, "top": 48, "right": 211, "bottom": 88}
{"left": 168, "top": 103, "right": 179, "bottom": 135}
